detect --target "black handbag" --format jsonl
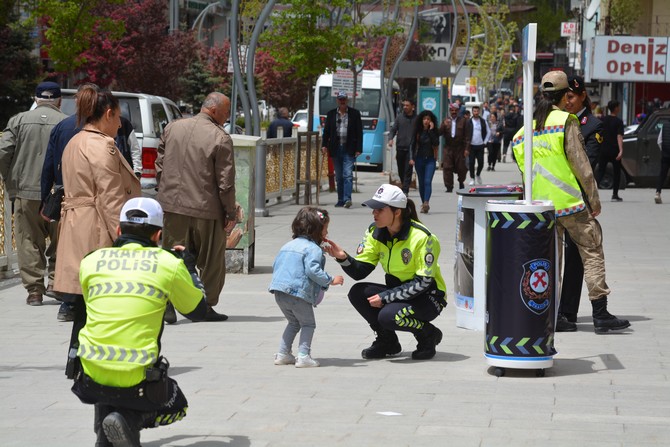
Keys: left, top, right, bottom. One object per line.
{"left": 42, "top": 185, "right": 64, "bottom": 221}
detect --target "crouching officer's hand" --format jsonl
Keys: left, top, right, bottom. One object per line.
{"left": 170, "top": 246, "right": 197, "bottom": 274}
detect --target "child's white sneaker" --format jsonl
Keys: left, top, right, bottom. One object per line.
{"left": 295, "top": 354, "right": 320, "bottom": 368}
{"left": 274, "top": 352, "right": 296, "bottom": 365}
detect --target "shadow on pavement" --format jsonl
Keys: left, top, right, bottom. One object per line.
{"left": 143, "top": 434, "right": 251, "bottom": 446}
{"left": 388, "top": 352, "right": 470, "bottom": 364}
{"left": 225, "top": 315, "right": 284, "bottom": 323}
{"left": 167, "top": 366, "right": 202, "bottom": 377}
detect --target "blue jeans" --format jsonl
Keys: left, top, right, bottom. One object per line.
{"left": 275, "top": 291, "right": 316, "bottom": 356}
{"left": 414, "top": 156, "right": 436, "bottom": 204}
{"left": 333, "top": 144, "right": 355, "bottom": 203}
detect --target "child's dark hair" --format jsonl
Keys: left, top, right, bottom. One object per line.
{"left": 119, "top": 210, "right": 161, "bottom": 240}
{"left": 292, "top": 207, "right": 330, "bottom": 245}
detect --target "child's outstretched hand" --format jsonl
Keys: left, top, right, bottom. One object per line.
{"left": 331, "top": 275, "right": 344, "bottom": 286}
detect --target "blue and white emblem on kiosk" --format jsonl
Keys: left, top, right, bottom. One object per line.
{"left": 519, "top": 259, "right": 551, "bottom": 315}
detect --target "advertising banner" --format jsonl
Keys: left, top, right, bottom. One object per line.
{"left": 592, "top": 36, "right": 669, "bottom": 82}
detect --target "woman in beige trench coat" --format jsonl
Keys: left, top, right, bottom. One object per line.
{"left": 54, "top": 85, "right": 140, "bottom": 348}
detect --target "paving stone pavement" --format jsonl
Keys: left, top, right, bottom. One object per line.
{"left": 1, "top": 163, "right": 669, "bottom": 446}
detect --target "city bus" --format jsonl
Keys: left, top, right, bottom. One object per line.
{"left": 314, "top": 70, "right": 398, "bottom": 169}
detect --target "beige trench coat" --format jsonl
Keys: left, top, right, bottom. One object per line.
{"left": 54, "top": 125, "right": 140, "bottom": 294}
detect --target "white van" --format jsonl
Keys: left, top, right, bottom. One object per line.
{"left": 451, "top": 84, "right": 480, "bottom": 104}
{"left": 56, "top": 89, "right": 182, "bottom": 188}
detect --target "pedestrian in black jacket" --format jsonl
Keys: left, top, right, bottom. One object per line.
{"left": 321, "top": 91, "right": 363, "bottom": 208}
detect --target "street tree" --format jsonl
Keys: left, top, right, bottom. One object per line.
{"left": 76, "top": 0, "right": 201, "bottom": 99}
{"left": 604, "top": 0, "right": 642, "bottom": 35}
{"left": 32, "top": 0, "right": 125, "bottom": 75}
{"left": 519, "top": 0, "right": 569, "bottom": 52}
{"left": 260, "top": 0, "right": 350, "bottom": 130}
{"left": 466, "top": 0, "right": 518, "bottom": 97}
{"left": 0, "top": 3, "right": 41, "bottom": 128}
{"left": 329, "top": 1, "right": 405, "bottom": 106}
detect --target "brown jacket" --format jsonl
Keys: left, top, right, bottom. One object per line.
{"left": 155, "top": 112, "right": 236, "bottom": 222}
{"left": 439, "top": 115, "right": 472, "bottom": 153}
{"left": 54, "top": 125, "right": 141, "bottom": 294}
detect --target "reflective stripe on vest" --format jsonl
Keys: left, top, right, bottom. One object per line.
{"left": 87, "top": 281, "right": 166, "bottom": 300}
{"left": 512, "top": 110, "right": 585, "bottom": 216}
{"left": 78, "top": 343, "right": 157, "bottom": 365}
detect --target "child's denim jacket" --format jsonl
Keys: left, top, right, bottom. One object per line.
{"left": 268, "top": 236, "right": 332, "bottom": 305}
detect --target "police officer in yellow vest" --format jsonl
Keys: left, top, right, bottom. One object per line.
{"left": 511, "top": 70, "right": 630, "bottom": 335}
{"left": 325, "top": 184, "right": 447, "bottom": 360}
{"left": 70, "top": 197, "right": 207, "bottom": 447}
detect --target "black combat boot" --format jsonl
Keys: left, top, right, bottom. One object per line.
{"left": 592, "top": 297, "right": 630, "bottom": 334}
{"left": 411, "top": 323, "right": 443, "bottom": 360}
{"left": 94, "top": 404, "right": 113, "bottom": 447}
{"left": 562, "top": 312, "right": 577, "bottom": 323}
{"left": 163, "top": 302, "right": 177, "bottom": 324}
{"left": 102, "top": 411, "right": 141, "bottom": 447}
{"left": 556, "top": 313, "right": 577, "bottom": 332}
{"left": 361, "top": 325, "right": 402, "bottom": 359}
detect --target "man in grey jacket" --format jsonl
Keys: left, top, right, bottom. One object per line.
{"left": 388, "top": 99, "right": 417, "bottom": 194}
{"left": 0, "top": 81, "right": 66, "bottom": 306}
{"left": 156, "top": 92, "right": 236, "bottom": 322}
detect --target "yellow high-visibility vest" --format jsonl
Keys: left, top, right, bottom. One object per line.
{"left": 512, "top": 110, "right": 585, "bottom": 216}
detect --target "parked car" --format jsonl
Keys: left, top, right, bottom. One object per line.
{"left": 52, "top": 89, "right": 182, "bottom": 188}
{"left": 291, "top": 109, "right": 308, "bottom": 132}
{"left": 620, "top": 109, "right": 670, "bottom": 187}
{"left": 623, "top": 124, "right": 639, "bottom": 135}
{"left": 224, "top": 121, "right": 244, "bottom": 135}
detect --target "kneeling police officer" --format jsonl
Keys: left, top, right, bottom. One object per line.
{"left": 70, "top": 197, "right": 207, "bottom": 446}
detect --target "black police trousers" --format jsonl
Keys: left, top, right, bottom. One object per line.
{"left": 72, "top": 373, "right": 188, "bottom": 429}
{"left": 348, "top": 282, "right": 443, "bottom": 333}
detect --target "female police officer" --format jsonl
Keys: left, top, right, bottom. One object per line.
{"left": 324, "top": 184, "right": 447, "bottom": 360}
{"left": 557, "top": 75, "right": 603, "bottom": 332}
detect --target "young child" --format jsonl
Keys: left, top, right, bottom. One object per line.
{"left": 269, "top": 207, "right": 344, "bottom": 367}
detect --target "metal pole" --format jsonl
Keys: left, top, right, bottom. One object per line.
{"left": 380, "top": 0, "right": 400, "bottom": 123}
{"left": 389, "top": 2, "right": 419, "bottom": 104}
{"left": 522, "top": 24, "right": 537, "bottom": 204}
{"left": 246, "top": 0, "right": 277, "bottom": 136}
{"left": 452, "top": 0, "right": 472, "bottom": 86}
{"left": 255, "top": 140, "right": 269, "bottom": 217}
{"left": 231, "top": 0, "right": 252, "bottom": 134}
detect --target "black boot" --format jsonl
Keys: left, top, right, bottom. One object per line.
{"left": 412, "top": 323, "right": 443, "bottom": 360}
{"left": 102, "top": 411, "right": 141, "bottom": 447}
{"left": 592, "top": 297, "right": 630, "bottom": 334}
{"left": 94, "top": 404, "right": 113, "bottom": 447}
{"left": 562, "top": 312, "right": 577, "bottom": 323}
{"left": 164, "top": 302, "right": 177, "bottom": 324}
{"left": 361, "top": 325, "right": 401, "bottom": 359}
{"left": 556, "top": 313, "right": 577, "bottom": 332}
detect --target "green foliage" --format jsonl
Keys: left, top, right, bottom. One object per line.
{"left": 336, "top": 1, "right": 404, "bottom": 72}
{"left": 261, "top": 0, "right": 349, "bottom": 83}
{"left": 522, "top": 0, "right": 569, "bottom": 51}
{"left": 467, "top": 0, "right": 518, "bottom": 96}
{"left": 180, "top": 58, "right": 218, "bottom": 108}
{"left": 606, "top": 0, "right": 642, "bottom": 35}
{"left": 32, "top": 0, "right": 125, "bottom": 73}
{"left": 0, "top": 7, "right": 41, "bottom": 128}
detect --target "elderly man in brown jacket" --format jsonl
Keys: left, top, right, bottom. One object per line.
{"left": 156, "top": 92, "right": 236, "bottom": 322}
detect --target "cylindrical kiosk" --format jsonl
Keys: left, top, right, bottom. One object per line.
{"left": 484, "top": 200, "right": 557, "bottom": 377}
{"left": 454, "top": 186, "right": 522, "bottom": 331}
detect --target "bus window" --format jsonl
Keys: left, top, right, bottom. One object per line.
{"left": 318, "top": 87, "right": 336, "bottom": 116}
{"left": 356, "top": 90, "right": 381, "bottom": 118}
{"left": 318, "top": 87, "right": 380, "bottom": 118}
